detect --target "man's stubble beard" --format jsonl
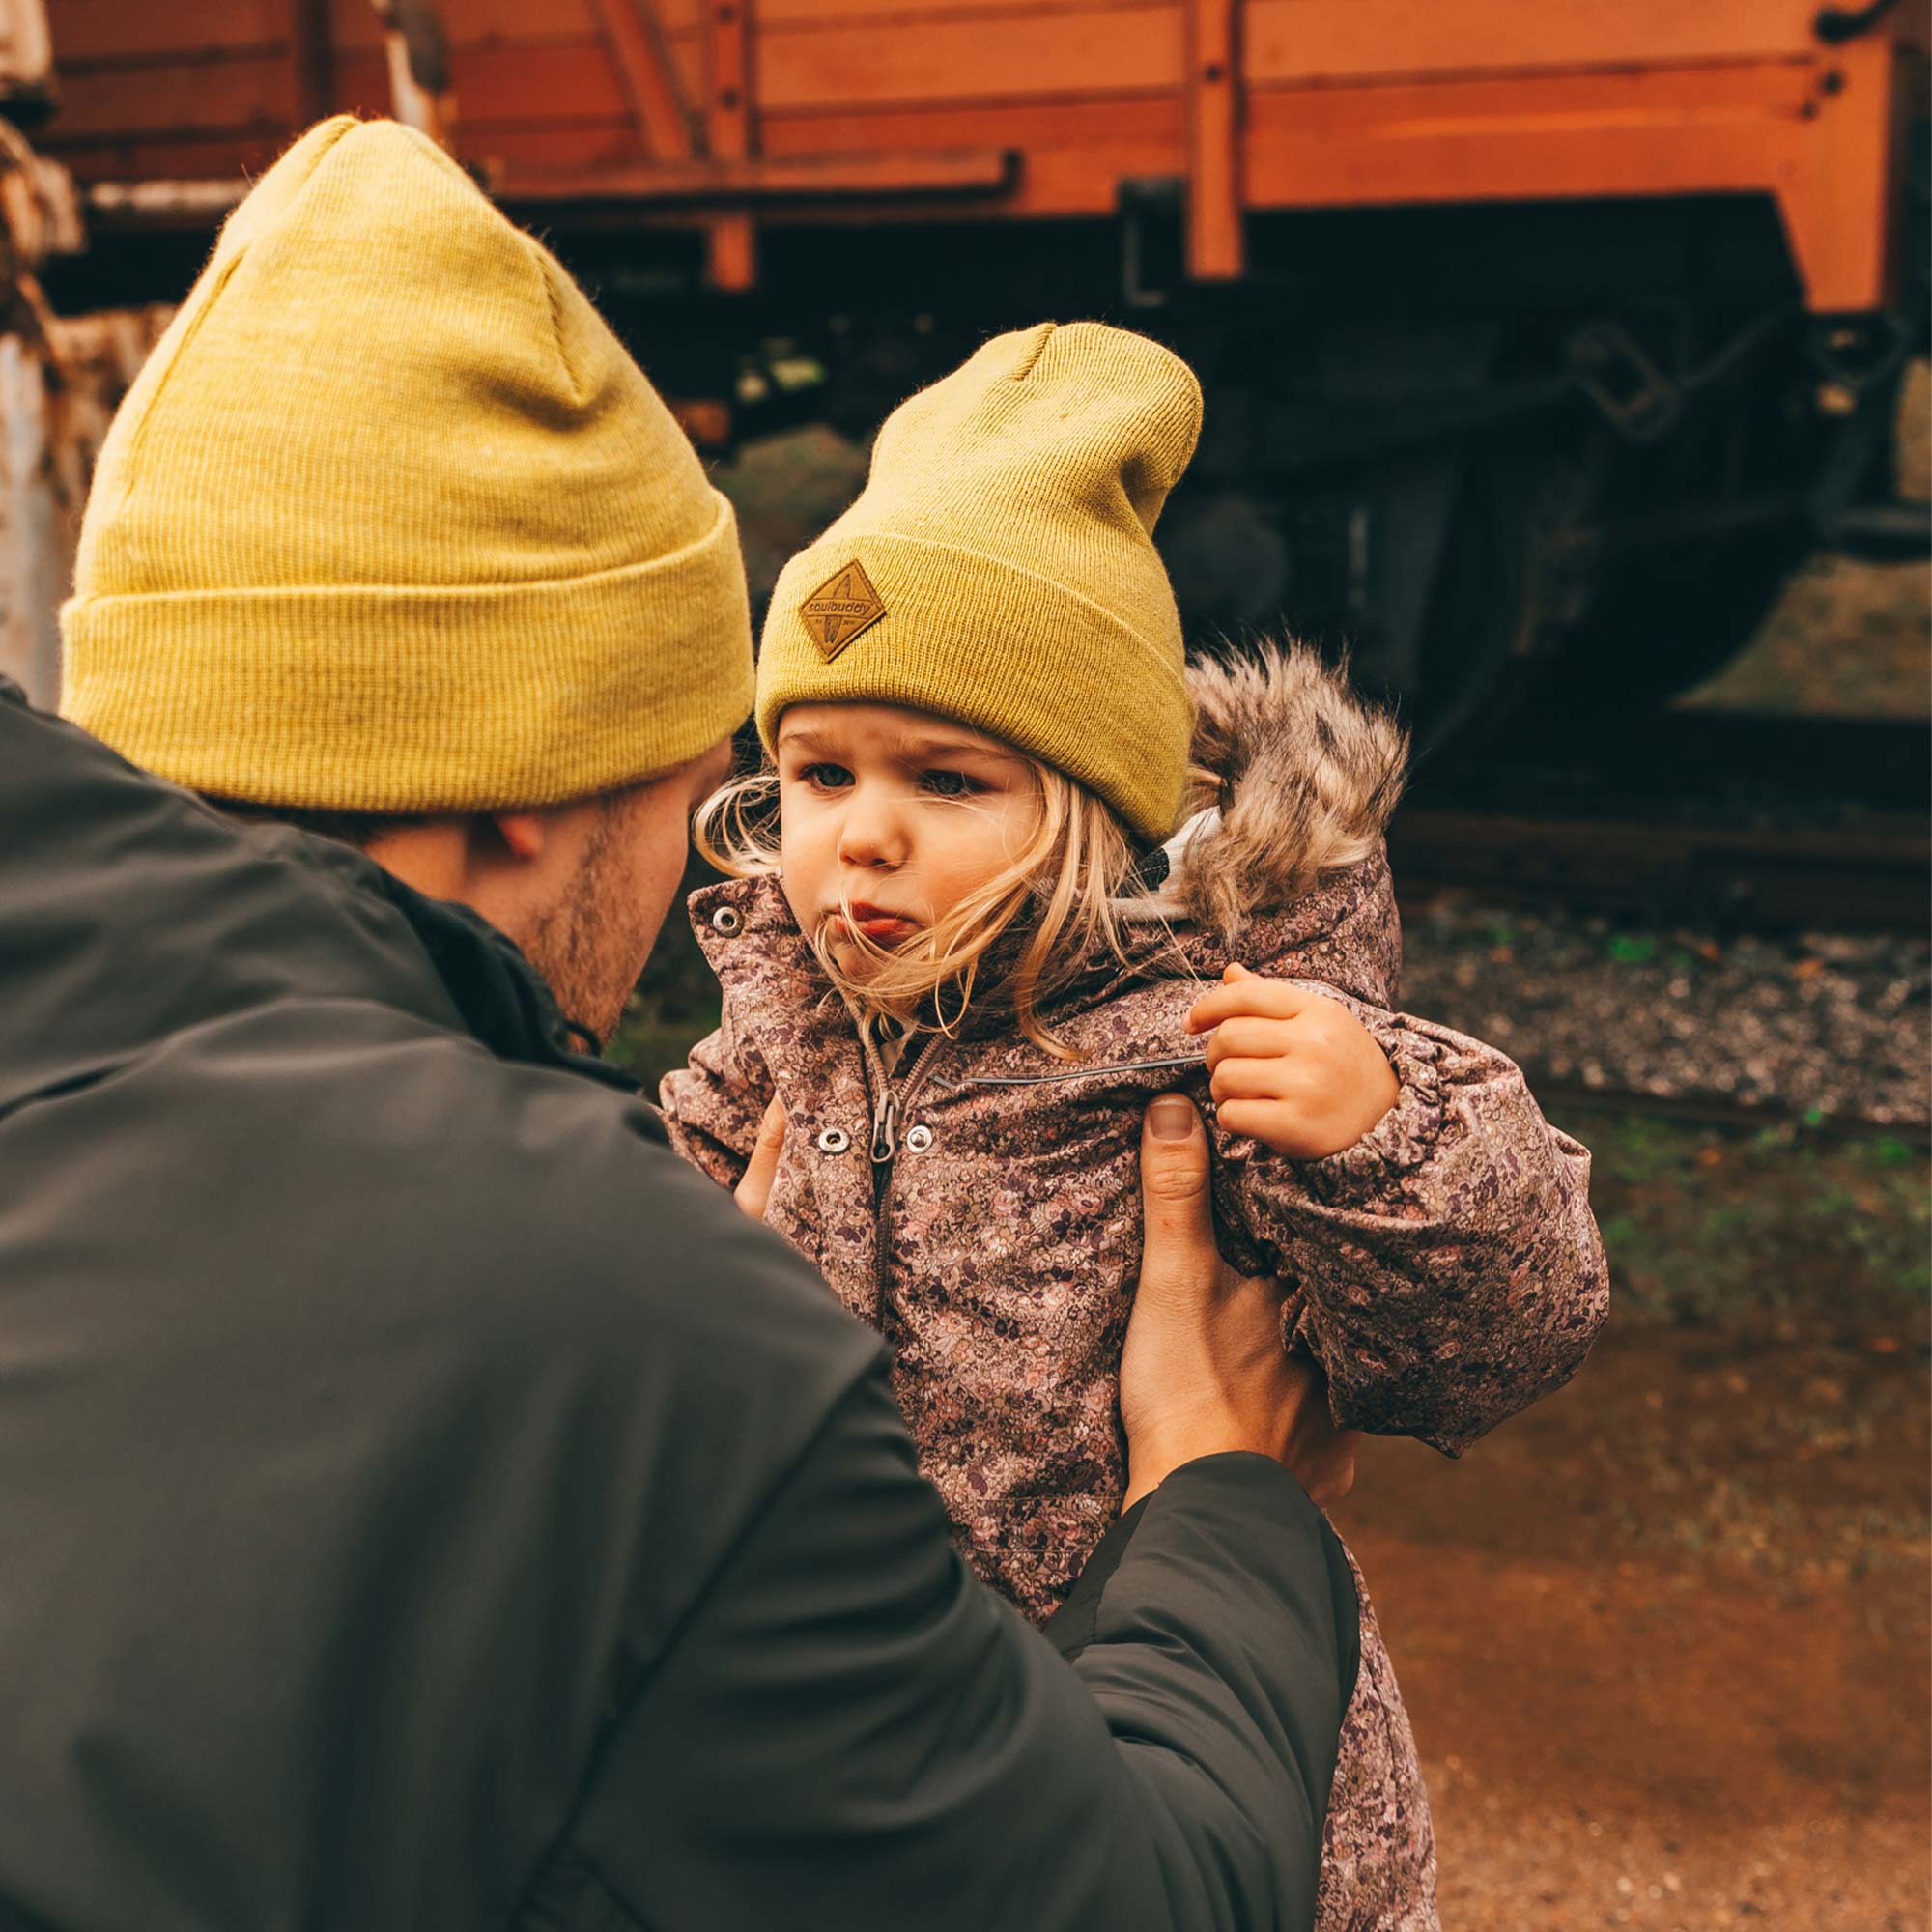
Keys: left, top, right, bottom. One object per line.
{"left": 521, "top": 798, "right": 657, "bottom": 1047}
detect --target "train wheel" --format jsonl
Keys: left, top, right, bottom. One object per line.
{"left": 1160, "top": 459, "right": 1534, "bottom": 756}
{"left": 1499, "top": 523, "right": 1811, "bottom": 726}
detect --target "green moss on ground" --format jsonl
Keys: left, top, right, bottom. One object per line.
{"left": 1566, "top": 1106, "right": 1929, "bottom": 1339}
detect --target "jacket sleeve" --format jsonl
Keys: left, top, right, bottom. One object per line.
{"left": 1219, "top": 984, "right": 1609, "bottom": 1456}
{"left": 565, "top": 1366, "right": 1358, "bottom": 1932}
{"left": 657, "top": 1004, "right": 775, "bottom": 1190}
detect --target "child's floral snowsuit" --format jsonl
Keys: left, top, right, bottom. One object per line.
{"left": 662, "top": 655, "right": 1609, "bottom": 1932}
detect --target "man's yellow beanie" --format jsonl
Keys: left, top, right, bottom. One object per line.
{"left": 756, "top": 322, "right": 1200, "bottom": 846}
{"left": 60, "top": 116, "right": 753, "bottom": 810}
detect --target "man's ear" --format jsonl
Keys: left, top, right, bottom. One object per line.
{"left": 488, "top": 811, "right": 551, "bottom": 865}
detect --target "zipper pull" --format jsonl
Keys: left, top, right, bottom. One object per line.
{"left": 870, "top": 1086, "right": 898, "bottom": 1164}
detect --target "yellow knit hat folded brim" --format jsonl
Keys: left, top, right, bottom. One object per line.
{"left": 757, "top": 528, "right": 1189, "bottom": 843}
{"left": 60, "top": 116, "right": 755, "bottom": 811}
{"left": 64, "top": 497, "right": 752, "bottom": 811}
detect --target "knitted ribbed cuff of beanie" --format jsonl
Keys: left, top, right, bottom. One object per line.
{"left": 755, "top": 321, "right": 1202, "bottom": 848}
{"left": 61, "top": 116, "right": 753, "bottom": 811}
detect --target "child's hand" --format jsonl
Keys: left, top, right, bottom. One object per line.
{"left": 1185, "top": 963, "right": 1400, "bottom": 1159}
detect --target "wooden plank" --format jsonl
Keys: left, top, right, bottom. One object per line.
{"left": 1185, "top": 0, "right": 1238, "bottom": 277}
{"left": 328, "top": 46, "right": 391, "bottom": 118}
{"left": 325, "top": 0, "right": 600, "bottom": 46}
{"left": 753, "top": 0, "right": 1173, "bottom": 20}
{"left": 761, "top": 92, "right": 1181, "bottom": 212}
{"left": 333, "top": 42, "right": 634, "bottom": 123}
{"left": 1244, "top": 0, "right": 1823, "bottom": 88}
{"left": 291, "top": 0, "right": 333, "bottom": 124}
{"left": 759, "top": 93, "right": 1184, "bottom": 155}
{"left": 703, "top": 0, "right": 756, "bottom": 287}
{"left": 502, "top": 147, "right": 1011, "bottom": 199}
{"left": 1244, "top": 62, "right": 1818, "bottom": 140}
{"left": 1776, "top": 35, "right": 1910, "bottom": 311}
{"left": 46, "top": 0, "right": 286, "bottom": 62}
{"left": 42, "top": 133, "right": 288, "bottom": 181}
{"left": 448, "top": 118, "right": 647, "bottom": 173}
{"left": 588, "top": 0, "right": 697, "bottom": 158}
{"left": 1244, "top": 110, "right": 1796, "bottom": 207}
{"left": 755, "top": 5, "right": 1180, "bottom": 110}
{"left": 1236, "top": 80, "right": 1808, "bottom": 205}
{"left": 705, "top": 0, "right": 752, "bottom": 159}
{"left": 39, "top": 54, "right": 297, "bottom": 137}
{"left": 1234, "top": 58, "right": 1907, "bottom": 304}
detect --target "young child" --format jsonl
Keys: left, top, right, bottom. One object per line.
{"left": 661, "top": 322, "right": 1608, "bottom": 1932}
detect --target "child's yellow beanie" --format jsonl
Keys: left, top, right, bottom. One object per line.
{"left": 756, "top": 322, "right": 1200, "bottom": 845}
{"left": 60, "top": 116, "right": 753, "bottom": 810}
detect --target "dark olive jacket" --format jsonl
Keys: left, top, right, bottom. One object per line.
{"left": 0, "top": 681, "right": 1358, "bottom": 1932}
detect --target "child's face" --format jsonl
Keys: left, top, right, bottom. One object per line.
{"left": 774, "top": 702, "right": 1042, "bottom": 977}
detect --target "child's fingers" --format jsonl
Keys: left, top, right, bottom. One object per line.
{"left": 1208, "top": 1055, "right": 1301, "bottom": 1103}
{"left": 1185, "top": 974, "right": 1314, "bottom": 1036}
{"left": 1212, "top": 1096, "right": 1301, "bottom": 1148}
{"left": 1202, "top": 1015, "right": 1298, "bottom": 1071}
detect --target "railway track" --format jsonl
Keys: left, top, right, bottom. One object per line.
{"left": 1390, "top": 710, "right": 1930, "bottom": 934}
{"left": 1517, "top": 1071, "right": 1931, "bottom": 1149}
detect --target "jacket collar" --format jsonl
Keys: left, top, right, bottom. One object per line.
{"left": 0, "top": 679, "right": 639, "bottom": 1115}
{"left": 363, "top": 867, "right": 642, "bottom": 1098}
{"left": 683, "top": 855, "right": 1397, "bottom": 1057}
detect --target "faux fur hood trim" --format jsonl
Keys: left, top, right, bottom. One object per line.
{"left": 1129, "top": 645, "right": 1408, "bottom": 938}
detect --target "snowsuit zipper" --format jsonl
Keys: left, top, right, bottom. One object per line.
{"left": 953, "top": 1050, "right": 1208, "bottom": 1089}
{"left": 858, "top": 1029, "right": 947, "bottom": 1319}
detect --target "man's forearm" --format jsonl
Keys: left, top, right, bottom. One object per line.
{"left": 1050, "top": 1454, "right": 1360, "bottom": 1929}
{"left": 582, "top": 1367, "right": 1355, "bottom": 1930}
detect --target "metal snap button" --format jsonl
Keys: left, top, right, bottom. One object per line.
{"left": 903, "top": 1124, "right": 933, "bottom": 1153}
{"left": 816, "top": 1126, "right": 851, "bottom": 1154}
{"left": 710, "top": 905, "right": 743, "bottom": 935}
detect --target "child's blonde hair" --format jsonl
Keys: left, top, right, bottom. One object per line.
{"left": 695, "top": 752, "right": 1146, "bottom": 1056}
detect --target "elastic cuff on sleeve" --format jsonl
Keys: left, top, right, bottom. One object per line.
{"left": 1293, "top": 998, "right": 1449, "bottom": 1203}
{"left": 1044, "top": 1453, "right": 1317, "bottom": 1662}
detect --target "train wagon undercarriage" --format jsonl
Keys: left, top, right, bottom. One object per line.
{"left": 20, "top": 0, "right": 1932, "bottom": 739}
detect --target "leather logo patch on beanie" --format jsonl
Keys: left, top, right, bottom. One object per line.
{"left": 800, "top": 559, "right": 887, "bottom": 660}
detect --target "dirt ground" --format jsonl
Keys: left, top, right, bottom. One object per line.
{"left": 1337, "top": 1269, "right": 1929, "bottom": 1930}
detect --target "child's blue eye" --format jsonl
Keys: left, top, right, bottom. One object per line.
{"left": 922, "top": 769, "right": 980, "bottom": 797}
{"left": 799, "top": 763, "right": 853, "bottom": 790}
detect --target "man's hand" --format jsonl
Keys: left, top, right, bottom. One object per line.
{"left": 734, "top": 1097, "right": 788, "bottom": 1221}
{"left": 1122, "top": 1094, "right": 1359, "bottom": 1509}
{"left": 1186, "top": 962, "right": 1399, "bottom": 1159}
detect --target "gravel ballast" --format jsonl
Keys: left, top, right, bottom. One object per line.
{"left": 1393, "top": 891, "right": 1930, "bottom": 1130}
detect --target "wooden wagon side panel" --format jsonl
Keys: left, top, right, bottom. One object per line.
{"left": 33, "top": 0, "right": 1929, "bottom": 309}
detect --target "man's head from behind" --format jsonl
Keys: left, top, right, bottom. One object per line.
{"left": 59, "top": 116, "right": 754, "bottom": 1039}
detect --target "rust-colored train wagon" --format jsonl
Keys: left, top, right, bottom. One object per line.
{"left": 23, "top": 0, "right": 1932, "bottom": 730}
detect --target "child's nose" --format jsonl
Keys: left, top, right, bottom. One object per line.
{"left": 836, "top": 790, "right": 908, "bottom": 869}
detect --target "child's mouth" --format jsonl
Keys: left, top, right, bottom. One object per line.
{"left": 840, "top": 903, "right": 916, "bottom": 942}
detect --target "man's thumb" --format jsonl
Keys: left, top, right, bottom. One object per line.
{"left": 734, "top": 1095, "right": 788, "bottom": 1222}
{"left": 1141, "top": 1093, "right": 1212, "bottom": 1236}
